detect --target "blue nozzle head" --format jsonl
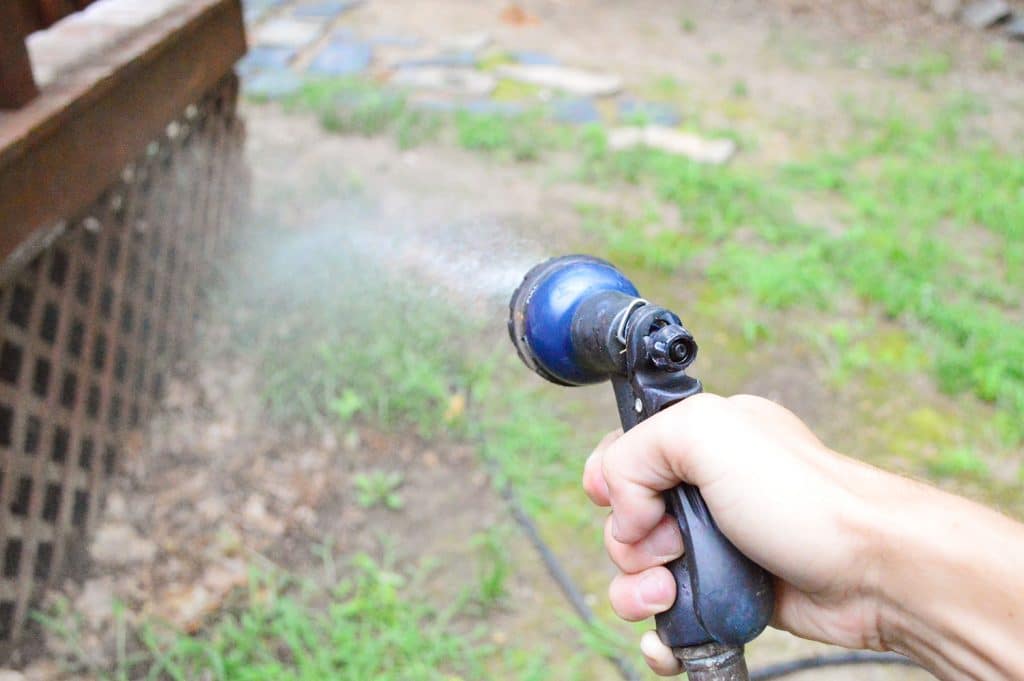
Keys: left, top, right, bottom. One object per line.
{"left": 508, "top": 255, "right": 639, "bottom": 386}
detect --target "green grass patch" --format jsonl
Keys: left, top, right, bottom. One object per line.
{"left": 926, "top": 448, "right": 989, "bottom": 480}
{"left": 354, "top": 471, "right": 405, "bottom": 510}
{"left": 454, "top": 110, "right": 549, "bottom": 162}
{"left": 471, "top": 527, "right": 512, "bottom": 609}
{"left": 285, "top": 79, "right": 443, "bottom": 149}
{"left": 39, "top": 548, "right": 589, "bottom": 681}
{"left": 152, "top": 557, "right": 484, "bottom": 681}
{"left": 886, "top": 51, "right": 953, "bottom": 88}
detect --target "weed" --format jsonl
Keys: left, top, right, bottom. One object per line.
{"left": 708, "top": 243, "right": 838, "bottom": 309}
{"left": 472, "top": 527, "right": 511, "bottom": 608}
{"left": 454, "top": 110, "right": 547, "bottom": 161}
{"left": 228, "top": 228, "right": 481, "bottom": 436}
{"left": 983, "top": 43, "right": 1006, "bottom": 71}
{"left": 328, "top": 389, "right": 364, "bottom": 423}
{"left": 680, "top": 17, "right": 697, "bottom": 33}
{"left": 731, "top": 79, "right": 749, "bottom": 98}
{"left": 885, "top": 51, "right": 953, "bottom": 88}
{"left": 643, "top": 75, "right": 688, "bottom": 102}
{"left": 840, "top": 47, "right": 871, "bottom": 70}
{"left": 578, "top": 203, "right": 691, "bottom": 271}
{"left": 354, "top": 471, "right": 405, "bottom": 510}
{"left": 491, "top": 78, "right": 544, "bottom": 101}
{"left": 478, "top": 51, "right": 515, "bottom": 71}
{"left": 140, "top": 556, "right": 487, "bottom": 680}
{"left": 286, "top": 78, "right": 441, "bottom": 149}
{"left": 926, "top": 448, "right": 989, "bottom": 480}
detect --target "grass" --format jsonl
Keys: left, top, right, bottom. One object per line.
{"left": 886, "top": 51, "right": 953, "bottom": 89}
{"left": 285, "top": 79, "right": 443, "bottom": 149}
{"left": 983, "top": 43, "right": 1007, "bottom": 71}
{"left": 354, "top": 471, "right": 405, "bottom": 510}
{"left": 283, "top": 78, "right": 560, "bottom": 160}
{"left": 226, "top": 228, "right": 480, "bottom": 435}
{"left": 148, "top": 560, "right": 474, "bottom": 680}
{"left": 144, "top": 557, "right": 485, "bottom": 681}
{"left": 926, "top": 448, "right": 989, "bottom": 480}
{"left": 471, "top": 527, "right": 511, "bottom": 609}
{"left": 454, "top": 110, "right": 546, "bottom": 162}
{"left": 39, "top": 549, "right": 606, "bottom": 681}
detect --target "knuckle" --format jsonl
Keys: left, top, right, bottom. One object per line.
{"left": 727, "top": 393, "right": 766, "bottom": 410}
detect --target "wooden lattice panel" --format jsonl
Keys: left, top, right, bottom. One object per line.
{"left": 0, "top": 72, "right": 245, "bottom": 652}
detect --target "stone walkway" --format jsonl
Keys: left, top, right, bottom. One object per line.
{"left": 238, "top": 0, "right": 738, "bottom": 163}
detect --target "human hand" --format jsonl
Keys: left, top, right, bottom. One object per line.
{"left": 582, "top": 393, "right": 891, "bottom": 675}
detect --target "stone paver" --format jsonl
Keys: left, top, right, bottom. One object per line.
{"left": 550, "top": 97, "right": 601, "bottom": 124}
{"left": 243, "top": 0, "right": 286, "bottom": 22}
{"left": 1006, "top": 14, "right": 1024, "bottom": 38}
{"left": 254, "top": 17, "right": 326, "bottom": 47}
{"left": 512, "top": 51, "right": 559, "bottom": 66}
{"left": 961, "top": 0, "right": 1011, "bottom": 28}
{"left": 308, "top": 38, "right": 373, "bottom": 75}
{"left": 608, "top": 126, "right": 737, "bottom": 164}
{"left": 390, "top": 67, "right": 496, "bottom": 97}
{"left": 293, "top": 0, "right": 362, "bottom": 19}
{"left": 238, "top": 45, "right": 296, "bottom": 75}
{"left": 618, "top": 97, "right": 681, "bottom": 126}
{"left": 243, "top": 68, "right": 305, "bottom": 99}
{"left": 494, "top": 64, "right": 623, "bottom": 97}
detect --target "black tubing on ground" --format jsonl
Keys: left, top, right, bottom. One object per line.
{"left": 466, "top": 388, "right": 642, "bottom": 681}
{"left": 749, "top": 651, "right": 919, "bottom": 680}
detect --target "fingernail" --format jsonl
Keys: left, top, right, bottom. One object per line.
{"left": 640, "top": 631, "right": 666, "bottom": 661}
{"left": 642, "top": 519, "right": 683, "bottom": 561}
{"left": 640, "top": 630, "right": 679, "bottom": 674}
{"left": 638, "top": 571, "right": 673, "bottom": 609}
{"left": 611, "top": 514, "right": 621, "bottom": 540}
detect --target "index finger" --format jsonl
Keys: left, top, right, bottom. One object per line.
{"left": 583, "top": 429, "right": 621, "bottom": 506}
{"left": 602, "top": 393, "right": 733, "bottom": 544}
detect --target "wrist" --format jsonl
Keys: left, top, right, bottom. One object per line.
{"left": 858, "top": 472, "right": 1024, "bottom": 679}
{"left": 834, "top": 461, "right": 912, "bottom": 650}
{"left": 857, "top": 475, "right": 928, "bottom": 652}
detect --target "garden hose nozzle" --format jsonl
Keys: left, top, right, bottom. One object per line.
{"left": 508, "top": 255, "right": 774, "bottom": 681}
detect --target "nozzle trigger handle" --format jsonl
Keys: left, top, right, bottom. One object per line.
{"left": 610, "top": 377, "right": 774, "bottom": 648}
{"left": 655, "top": 481, "right": 774, "bottom": 648}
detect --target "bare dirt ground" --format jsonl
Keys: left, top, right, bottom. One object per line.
{"left": 14, "top": 0, "right": 1024, "bottom": 679}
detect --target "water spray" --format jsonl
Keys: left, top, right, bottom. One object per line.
{"left": 508, "top": 255, "right": 774, "bottom": 681}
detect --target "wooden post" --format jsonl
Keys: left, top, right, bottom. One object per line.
{"left": 37, "top": 0, "right": 77, "bottom": 27}
{"left": 0, "top": 2, "right": 39, "bottom": 109}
